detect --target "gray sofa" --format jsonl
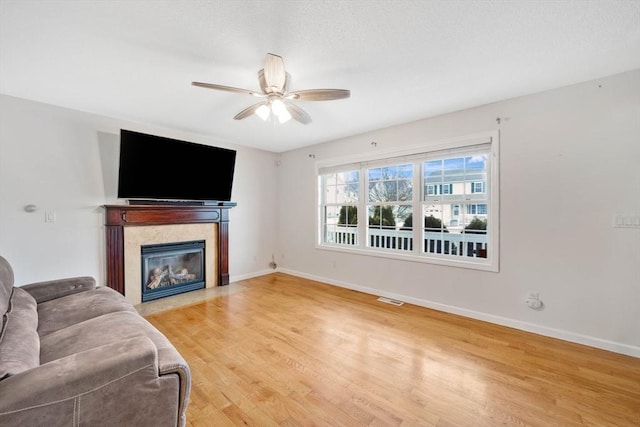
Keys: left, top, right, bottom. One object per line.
{"left": 0, "top": 255, "right": 190, "bottom": 426}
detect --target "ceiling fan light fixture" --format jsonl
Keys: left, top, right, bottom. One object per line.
{"left": 271, "top": 99, "right": 291, "bottom": 123}
{"left": 277, "top": 109, "right": 292, "bottom": 124}
{"left": 255, "top": 104, "right": 270, "bottom": 121}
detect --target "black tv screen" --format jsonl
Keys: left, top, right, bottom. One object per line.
{"left": 117, "top": 130, "right": 236, "bottom": 202}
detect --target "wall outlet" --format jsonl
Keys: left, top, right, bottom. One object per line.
{"left": 614, "top": 214, "right": 640, "bottom": 228}
{"left": 45, "top": 211, "right": 56, "bottom": 223}
{"left": 526, "top": 292, "right": 543, "bottom": 309}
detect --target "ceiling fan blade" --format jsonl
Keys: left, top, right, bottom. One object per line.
{"left": 286, "top": 89, "right": 351, "bottom": 101}
{"left": 234, "top": 102, "right": 267, "bottom": 120}
{"left": 285, "top": 102, "right": 312, "bottom": 124}
{"left": 192, "top": 82, "right": 263, "bottom": 97}
{"left": 263, "top": 53, "right": 287, "bottom": 93}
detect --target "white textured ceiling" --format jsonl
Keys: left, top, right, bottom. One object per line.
{"left": 1, "top": 0, "right": 639, "bottom": 152}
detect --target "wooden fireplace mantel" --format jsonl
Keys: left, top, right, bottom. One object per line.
{"left": 103, "top": 204, "right": 233, "bottom": 295}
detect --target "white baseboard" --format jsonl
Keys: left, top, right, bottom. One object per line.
{"left": 278, "top": 268, "right": 640, "bottom": 359}
{"left": 229, "top": 269, "right": 274, "bottom": 283}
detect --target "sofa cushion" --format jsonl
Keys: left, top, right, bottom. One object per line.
{"left": 37, "top": 287, "right": 137, "bottom": 336}
{"left": 40, "top": 310, "right": 177, "bottom": 365}
{"left": 0, "top": 256, "right": 15, "bottom": 330}
{"left": 0, "top": 288, "right": 39, "bottom": 380}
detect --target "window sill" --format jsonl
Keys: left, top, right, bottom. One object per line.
{"left": 316, "top": 243, "right": 499, "bottom": 272}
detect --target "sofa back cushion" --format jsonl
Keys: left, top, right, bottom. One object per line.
{"left": 0, "top": 288, "right": 40, "bottom": 380}
{"left": 0, "top": 256, "right": 14, "bottom": 328}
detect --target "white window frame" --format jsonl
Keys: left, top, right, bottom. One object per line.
{"left": 316, "top": 131, "right": 499, "bottom": 272}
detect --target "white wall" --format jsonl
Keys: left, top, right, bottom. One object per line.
{"left": 276, "top": 69, "right": 640, "bottom": 356}
{"left": 0, "top": 95, "right": 279, "bottom": 286}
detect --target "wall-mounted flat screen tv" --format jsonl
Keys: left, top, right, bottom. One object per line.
{"left": 117, "top": 129, "right": 236, "bottom": 203}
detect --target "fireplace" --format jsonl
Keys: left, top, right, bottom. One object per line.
{"left": 104, "top": 204, "right": 234, "bottom": 305}
{"left": 141, "top": 240, "right": 205, "bottom": 302}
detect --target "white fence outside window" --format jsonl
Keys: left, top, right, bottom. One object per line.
{"left": 326, "top": 227, "right": 488, "bottom": 258}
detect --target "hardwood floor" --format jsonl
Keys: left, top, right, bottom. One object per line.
{"left": 145, "top": 273, "right": 640, "bottom": 426}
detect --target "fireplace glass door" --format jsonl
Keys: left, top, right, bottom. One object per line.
{"left": 141, "top": 240, "right": 205, "bottom": 302}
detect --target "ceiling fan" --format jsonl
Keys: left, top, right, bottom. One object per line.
{"left": 192, "top": 53, "right": 350, "bottom": 124}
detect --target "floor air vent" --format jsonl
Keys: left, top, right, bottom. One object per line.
{"left": 377, "top": 297, "right": 404, "bottom": 306}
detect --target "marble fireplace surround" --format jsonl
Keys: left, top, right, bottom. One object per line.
{"left": 124, "top": 224, "right": 216, "bottom": 306}
{"left": 104, "top": 204, "right": 233, "bottom": 306}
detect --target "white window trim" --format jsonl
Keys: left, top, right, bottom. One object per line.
{"left": 316, "top": 131, "right": 500, "bottom": 272}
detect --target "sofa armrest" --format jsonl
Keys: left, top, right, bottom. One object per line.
{"left": 21, "top": 276, "right": 96, "bottom": 303}
{"left": 158, "top": 348, "right": 191, "bottom": 426}
{"left": 0, "top": 336, "right": 158, "bottom": 415}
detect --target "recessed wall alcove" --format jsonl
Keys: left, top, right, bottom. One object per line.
{"left": 104, "top": 205, "right": 233, "bottom": 305}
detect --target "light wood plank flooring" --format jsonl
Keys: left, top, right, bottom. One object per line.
{"left": 145, "top": 273, "right": 640, "bottom": 426}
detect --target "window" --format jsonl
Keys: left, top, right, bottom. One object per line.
{"left": 425, "top": 184, "right": 453, "bottom": 196}
{"left": 367, "top": 164, "right": 413, "bottom": 252}
{"left": 320, "top": 170, "right": 359, "bottom": 246}
{"left": 471, "top": 182, "right": 484, "bottom": 193}
{"left": 467, "top": 204, "right": 487, "bottom": 215}
{"left": 317, "top": 133, "right": 499, "bottom": 271}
